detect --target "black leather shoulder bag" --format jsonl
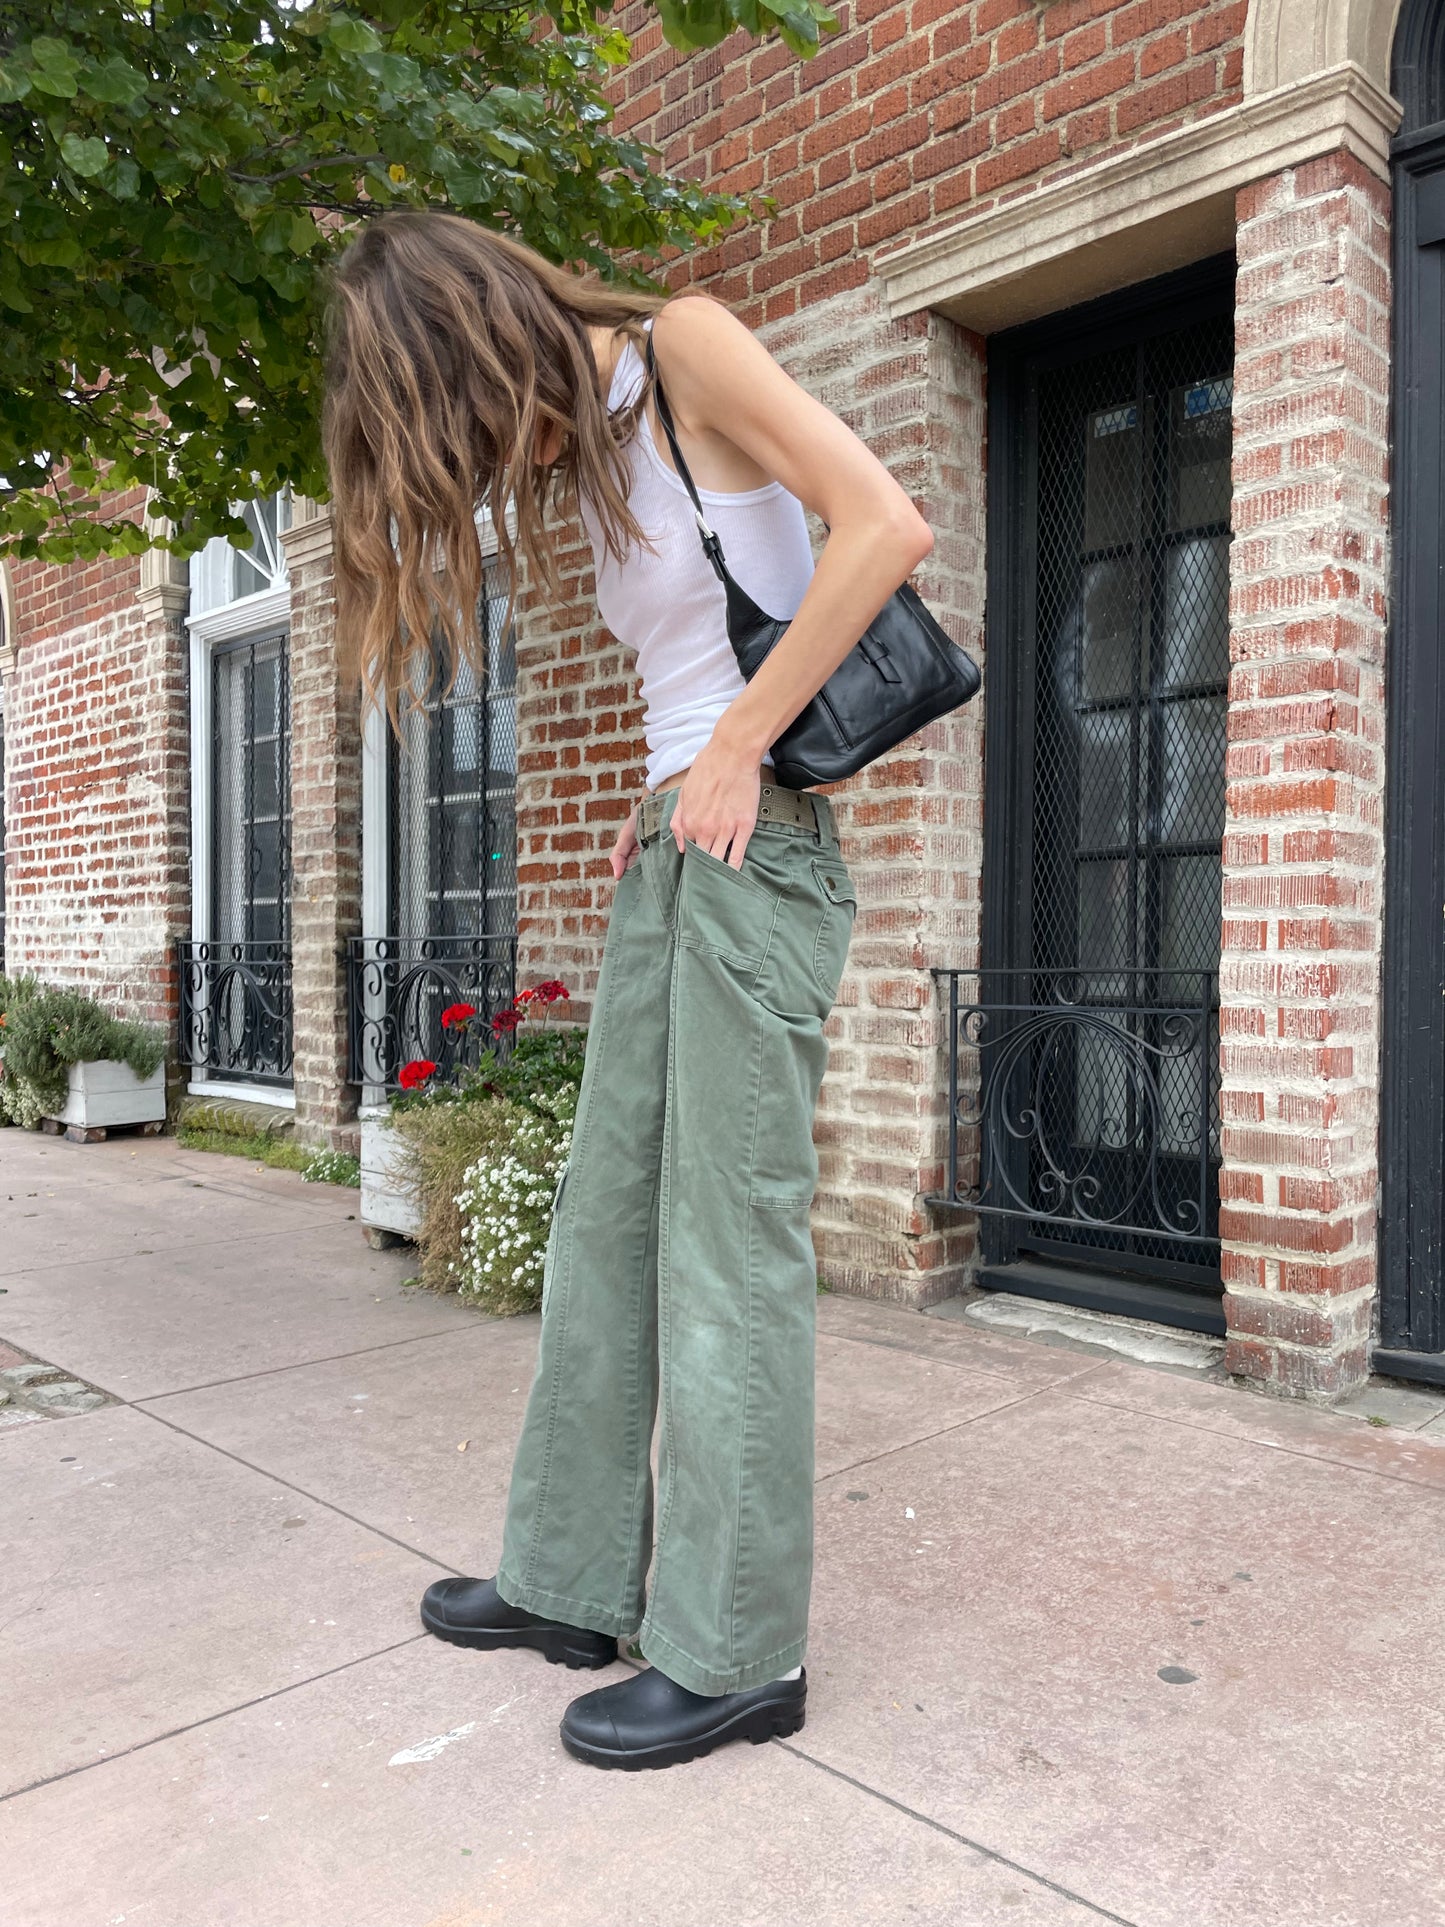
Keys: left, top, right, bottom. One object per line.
{"left": 644, "top": 330, "right": 980, "bottom": 789}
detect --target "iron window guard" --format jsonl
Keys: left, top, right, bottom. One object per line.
{"left": 346, "top": 933, "right": 518, "bottom": 1090}
{"left": 927, "top": 966, "right": 1221, "bottom": 1248}
{"left": 176, "top": 939, "right": 294, "bottom": 1087}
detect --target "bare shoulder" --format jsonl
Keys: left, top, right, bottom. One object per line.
{"left": 651, "top": 295, "right": 773, "bottom": 381}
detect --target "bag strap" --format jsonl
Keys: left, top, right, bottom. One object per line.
{"left": 644, "top": 329, "right": 730, "bottom": 586}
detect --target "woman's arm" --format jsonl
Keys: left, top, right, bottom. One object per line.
{"left": 651, "top": 295, "right": 934, "bottom": 866}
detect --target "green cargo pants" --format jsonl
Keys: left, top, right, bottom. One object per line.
{"left": 494, "top": 782, "right": 857, "bottom": 1695}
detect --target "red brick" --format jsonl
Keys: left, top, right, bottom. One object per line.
{"left": 975, "top": 129, "right": 1063, "bottom": 195}
{"left": 1042, "top": 51, "right": 1136, "bottom": 121}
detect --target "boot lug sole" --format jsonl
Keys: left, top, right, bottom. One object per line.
{"left": 560, "top": 1703, "right": 806, "bottom": 1769}
{"left": 420, "top": 1603, "right": 616, "bottom": 1670}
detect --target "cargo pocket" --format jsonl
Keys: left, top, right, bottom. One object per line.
{"left": 811, "top": 857, "right": 858, "bottom": 1001}
{"left": 679, "top": 838, "right": 780, "bottom": 978}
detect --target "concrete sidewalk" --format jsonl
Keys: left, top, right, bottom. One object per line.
{"left": 3, "top": 1133, "right": 1445, "bottom": 1927}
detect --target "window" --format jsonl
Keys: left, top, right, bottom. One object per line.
{"left": 351, "top": 550, "right": 519, "bottom": 1092}
{"left": 212, "top": 632, "right": 290, "bottom": 949}
{"left": 180, "top": 491, "right": 294, "bottom": 1091}
{"left": 189, "top": 493, "right": 293, "bottom": 618}
{"left": 390, "top": 563, "right": 518, "bottom": 941}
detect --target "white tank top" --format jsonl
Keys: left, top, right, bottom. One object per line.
{"left": 576, "top": 323, "right": 816, "bottom": 791}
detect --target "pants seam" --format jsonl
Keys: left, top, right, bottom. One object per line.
{"left": 617, "top": 1138, "right": 663, "bottom": 1625}
{"left": 645, "top": 929, "right": 685, "bottom": 1610}
{"left": 726, "top": 1002, "right": 764, "bottom": 1677}
{"left": 518, "top": 885, "right": 633, "bottom": 1591}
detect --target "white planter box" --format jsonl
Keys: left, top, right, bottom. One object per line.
{"left": 48, "top": 1060, "right": 166, "bottom": 1131}
{"left": 360, "top": 1114, "right": 422, "bottom": 1239}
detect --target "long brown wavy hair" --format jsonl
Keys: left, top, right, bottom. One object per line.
{"left": 322, "top": 210, "right": 674, "bottom": 723}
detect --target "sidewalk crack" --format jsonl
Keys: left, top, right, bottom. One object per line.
{"left": 774, "top": 1741, "right": 1143, "bottom": 1926}
{"left": 0, "top": 1636, "right": 429, "bottom": 1807}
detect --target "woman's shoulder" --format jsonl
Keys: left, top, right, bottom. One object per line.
{"left": 651, "top": 292, "right": 751, "bottom": 360}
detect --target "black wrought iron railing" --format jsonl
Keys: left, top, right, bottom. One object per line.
{"left": 928, "top": 967, "right": 1221, "bottom": 1251}
{"left": 346, "top": 933, "right": 518, "bottom": 1090}
{"left": 176, "top": 940, "right": 294, "bottom": 1087}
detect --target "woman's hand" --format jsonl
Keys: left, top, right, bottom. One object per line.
{"left": 669, "top": 740, "right": 764, "bottom": 870}
{"left": 609, "top": 805, "right": 641, "bottom": 880}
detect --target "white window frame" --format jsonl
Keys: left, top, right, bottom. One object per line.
{"left": 185, "top": 496, "right": 295, "bottom": 1106}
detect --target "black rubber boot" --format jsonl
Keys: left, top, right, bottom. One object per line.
{"left": 420, "top": 1576, "right": 617, "bottom": 1670}
{"left": 560, "top": 1664, "right": 807, "bottom": 1769}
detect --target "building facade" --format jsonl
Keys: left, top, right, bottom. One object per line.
{"left": 3, "top": 0, "right": 1442, "bottom": 1404}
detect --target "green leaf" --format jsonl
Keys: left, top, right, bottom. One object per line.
{"left": 60, "top": 132, "right": 110, "bottom": 177}
{"left": 18, "top": 232, "right": 83, "bottom": 268}
{"left": 27, "top": 35, "right": 80, "bottom": 95}
{"left": 326, "top": 14, "right": 383, "bottom": 55}
{"left": 357, "top": 51, "right": 423, "bottom": 94}
{"left": 259, "top": 257, "right": 309, "bottom": 300}
{"left": 107, "top": 156, "right": 141, "bottom": 200}
{"left": 30, "top": 36, "right": 76, "bottom": 71}
{"left": 80, "top": 55, "right": 150, "bottom": 105}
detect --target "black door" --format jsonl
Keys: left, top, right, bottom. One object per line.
{"left": 1378, "top": 0, "right": 1445, "bottom": 1384}
{"left": 977, "top": 259, "right": 1234, "bottom": 1333}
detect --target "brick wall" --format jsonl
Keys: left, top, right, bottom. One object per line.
{"left": 511, "top": 530, "right": 648, "bottom": 1003}
{"left": 3, "top": 493, "right": 189, "bottom": 1027}
{"left": 611, "top": 0, "right": 1246, "bottom": 326}
{"left": 1219, "top": 153, "right": 1392, "bottom": 1401}
{"left": 283, "top": 506, "right": 363, "bottom": 1151}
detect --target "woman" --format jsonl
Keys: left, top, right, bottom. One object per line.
{"left": 324, "top": 211, "right": 933, "bottom": 1770}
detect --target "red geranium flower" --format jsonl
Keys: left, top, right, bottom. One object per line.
{"left": 536, "top": 980, "right": 570, "bottom": 1004}
{"left": 398, "top": 1058, "right": 437, "bottom": 1091}
{"left": 513, "top": 987, "right": 537, "bottom": 1004}
{"left": 440, "top": 1002, "right": 477, "bottom": 1031}
{"left": 491, "top": 1007, "right": 522, "bottom": 1035}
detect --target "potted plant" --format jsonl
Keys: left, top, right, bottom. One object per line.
{"left": 0, "top": 976, "right": 167, "bottom": 1138}
{"left": 358, "top": 1047, "right": 441, "bottom": 1243}
{"left": 358, "top": 982, "right": 576, "bottom": 1251}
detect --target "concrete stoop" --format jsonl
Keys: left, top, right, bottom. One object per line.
{"left": 177, "top": 1093, "right": 296, "bottom": 1139}
{"left": 929, "top": 1290, "right": 1226, "bottom": 1373}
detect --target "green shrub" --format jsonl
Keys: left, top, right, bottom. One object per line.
{"left": 301, "top": 1148, "right": 361, "bottom": 1188}
{"left": 387, "top": 1024, "right": 588, "bottom": 1120}
{"left": 0, "top": 974, "right": 44, "bottom": 1124}
{"left": 454, "top": 1086, "right": 575, "bottom": 1316}
{"left": 0, "top": 976, "right": 166, "bottom": 1124}
{"left": 490, "top": 1026, "right": 587, "bottom": 1111}
{"left": 383, "top": 992, "right": 588, "bottom": 1304}
{"left": 391, "top": 1094, "right": 535, "bottom": 1292}
{"left": 176, "top": 1126, "right": 312, "bottom": 1171}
